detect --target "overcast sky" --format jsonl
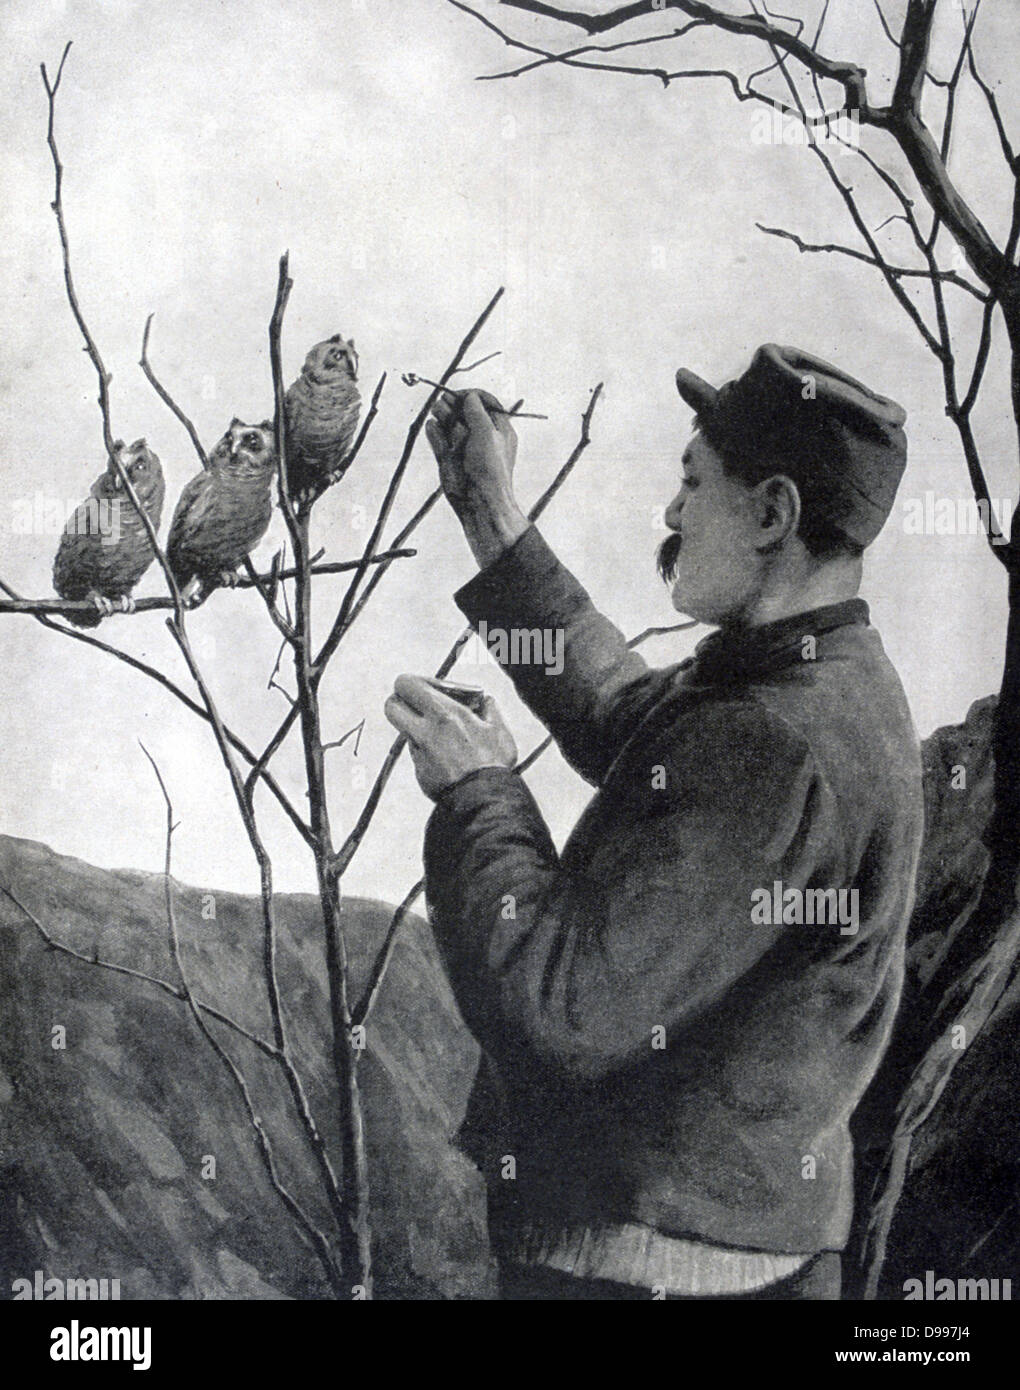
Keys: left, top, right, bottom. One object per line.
{"left": 1, "top": 0, "right": 1016, "bottom": 901}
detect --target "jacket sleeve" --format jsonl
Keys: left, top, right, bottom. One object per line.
{"left": 454, "top": 524, "right": 679, "bottom": 785}
{"left": 423, "top": 700, "right": 845, "bottom": 1082}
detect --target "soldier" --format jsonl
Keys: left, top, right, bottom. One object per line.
{"left": 385, "top": 346, "right": 925, "bottom": 1300}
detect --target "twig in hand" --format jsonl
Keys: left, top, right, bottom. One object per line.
{"left": 401, "top": 372, "right": 547, "bottom": 419}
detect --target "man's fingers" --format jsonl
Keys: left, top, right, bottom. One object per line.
{"left": 425, "top": 418, "right": 446, "bottom": 458}
{"left": 431, "top": 393, "right": 460, "bottom": 426}
{"left": 383, "top": 693, "right": 428, "bottom": 741}
{"left": 392, "top": 672, "right": 462, "bottom": 717}
{"left": 463, "top": 388, "right": 517, "bottom": 445}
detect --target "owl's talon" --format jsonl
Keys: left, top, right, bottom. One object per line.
{"left": 89, "top": 592, "right": 115, "bottom": 619}
{"left": 115, "top": 596, "right": 136, "bottom": 615}
{"left": 216, "top": 569, "right": 241, "bottom": 589}
{"left": 179, "top": 578, "right": 205, "bottom": 609}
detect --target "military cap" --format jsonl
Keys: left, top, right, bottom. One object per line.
{"left": 675, "top": 344, "right": 908, "bottom": 547}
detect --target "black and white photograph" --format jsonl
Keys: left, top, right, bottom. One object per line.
{"left": 0, "top": 0, "right": 1017, "bottom": 1364}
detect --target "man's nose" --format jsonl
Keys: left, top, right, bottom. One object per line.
{"left": 664, "top": 494, "right": 684, "bottom": 531}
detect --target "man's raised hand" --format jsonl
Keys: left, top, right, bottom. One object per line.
{"left": 426, "top": 390, "right": 529, "bottom": 568}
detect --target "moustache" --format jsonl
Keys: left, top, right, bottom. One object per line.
{"left": 657, "top": 531, "right": 683, "bottom": 584}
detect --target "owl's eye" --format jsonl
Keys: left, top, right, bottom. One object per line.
{"left": 243, "top": 433, "right": 263, "bottom": 451}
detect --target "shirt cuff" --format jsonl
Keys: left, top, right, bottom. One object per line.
{"left": 433, "top": 764, "right": 520, "bottom": 808}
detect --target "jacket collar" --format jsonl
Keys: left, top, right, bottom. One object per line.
{"left": 688, "top": 598, "right": 870, "bottom": 682}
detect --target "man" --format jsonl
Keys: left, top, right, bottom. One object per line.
{"left": 384, "top": 344, "right": 925, "bottom": 1300}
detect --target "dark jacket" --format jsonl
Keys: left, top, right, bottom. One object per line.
{"left": 423, "top": 526, "right": 924, "bottom": 1255}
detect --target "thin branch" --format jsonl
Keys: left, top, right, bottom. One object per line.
{"left": 451, "top": 350, "right": 502, "bottom": 374}
{"left": 323, "top": 719, "right": 365, "bottom": 756}
{"left": 764, "top": 29, "right": 1005, "bottom": 562}
{"left": 312, "top": 287, "right": 507, "bottom": 685}
{"left": 0, "top": 550, "right": 417, "bottom": 616}
{"left": 269, "top": 254, "right": 300, "bottom": 539}
{"left": 139, "top": 315, "right": 209, "bottom": 468}
{"left": 459, "top": 0, "right": 1009, "bottom": 292}
{"left": 967, "top": 43, "right": 1016, "bottom": 171}
{"left": 458, "top": 1, "right": 822, "bottom": 105}
{"left": 268, "top": 654, "right": 297, "bottom": 707}
{"left": 41, "top": 46, "right": 182, "bottom": 610}
{"left": 961, "top": 294, "right": 998, "bottom": 417}
{"left": 331, "top": 383, "right": 604, "bottom": 883}
{"left": 243, "top": 291, "right": 511, "bottom": 806}
{"left": 763, "top": 33, "right": 943, "bottom": 355}
{"left": 0, "top": 876, "right": 276, "bottom": 1059}
{"left": 491, "top": 0, "right": 876, "bottom": 112}
{"left": 40, "top": 43, "right": 115, "bottom": 462}
{"left": 337, "top": 371, "right": 387, "bottom": 477}
{"left": 477, "top": 20, "right": 710, "bottom": 83}
{"left": 0, "top": 570, "right": 315, "bottom": 845}
{"left": 756, "top": 223, "right": 988, "bottom": 301}
{"left": 137, "top": 744, "right": 344, "bottom": 1297}
{"left": 871, "top": 0, "right": 901, "bottom": 50}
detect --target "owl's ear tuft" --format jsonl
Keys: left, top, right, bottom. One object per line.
{"left": 229, "top": 416, "right": 243, "bottom": 427}
{"left": 258, "top": 420, "right": 273, "bottom": 431}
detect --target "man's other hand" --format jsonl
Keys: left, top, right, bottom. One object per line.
{"left": 384, "top": 673, "right": 518, "bottom": 800}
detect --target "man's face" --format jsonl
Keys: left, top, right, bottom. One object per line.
{"left": 658, "top": 431, "right": 765, "bottom": 626}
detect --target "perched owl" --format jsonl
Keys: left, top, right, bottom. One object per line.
{"left": 52, "top": 439, "right": 165, "bottom": 627}
{"left": 167, "top": 419, "right": 277, "bottom": 606}
{"left": 284, "top": 334, "right": 361, "bottom": 506}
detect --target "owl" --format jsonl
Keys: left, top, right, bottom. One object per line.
{"left": 167, "top": 419, "right": 277, "bottom": 606}
{"left": 284, "top": 334, "right": 361, "bottom": 506}
{"left": 52, "top": 439, "right": 165, "bottom": 627}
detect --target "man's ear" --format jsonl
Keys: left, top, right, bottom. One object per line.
{"left": 753, "top": 474, "right": 801, "bottom": 552}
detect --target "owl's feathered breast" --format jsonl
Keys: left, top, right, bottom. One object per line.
{"left": 167, "top": 471, "right": 273, "bottom": 584}
{"left": 285, "top": 373, "right": 361, "bottom": 490}
{"left": 53, "top": 481, "right": 164, "bottom": 599}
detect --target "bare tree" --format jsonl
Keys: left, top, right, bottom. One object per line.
{"left": 0, "top": 43, "right": 602, "bottom": 1299}
{"left": 446, "top": 0, "right": 1020, "bottom": 1297}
